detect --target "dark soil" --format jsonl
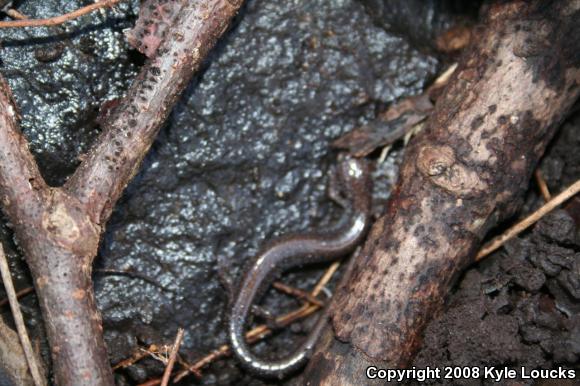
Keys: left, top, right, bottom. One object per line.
{"left": 0, "top": 1, "right": 577, "bottom": 385}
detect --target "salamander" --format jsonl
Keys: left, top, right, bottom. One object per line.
{"left": 228, "top": 157, "right": 373, "bottom": 378}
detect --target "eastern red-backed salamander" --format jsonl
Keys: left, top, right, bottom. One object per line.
{"left": 228, "top": 158, "right": 373, "bottom": 378}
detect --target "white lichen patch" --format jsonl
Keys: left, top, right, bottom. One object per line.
{"left": 42, "top": 201, "right": 80, "bottom": 244}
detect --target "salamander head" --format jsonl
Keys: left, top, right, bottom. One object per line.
{"left": 337, "top": 157, "right": 372, "bottom": 214}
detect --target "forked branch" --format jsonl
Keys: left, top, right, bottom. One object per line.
{"left": 0, "top": 1, "right": 244, "bottom": 385}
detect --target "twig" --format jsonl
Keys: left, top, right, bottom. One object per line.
{"left": 0, "top": 243, "right": 45, "bottom": 386}
{"left": 476, "top": 179, "right": 580, "bottom": 260}
{"left": 312, "top": 261, "right": 340, "bottom": 296}
{"left": 0, "top": 286, "right": 34, "bottom": 307}
{"left": 144, "top": 345, "right": 171, "bottom": 365}
{"left": 160, "top": 328, "right": 184, "bottom": 386}
{"left": 534, "top": 170, "right": 551, "bottom": 201}
{"left": 5, "top": 9, "right": 28, "bottom": 20}
{"left": 272, "top": 281, "right": 324, "bottom": 306}
{"left": 112, "top": 344, "right": 159, "bottom": 370}
{"left": 0, "top": 0, "right": 125, "bottom": 28}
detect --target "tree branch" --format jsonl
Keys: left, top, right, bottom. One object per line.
{"left": 0, "top": 76, "right": 46, "bottom": 223}
{"left": 301, "top": 1, "right": 580, "bottom": 383}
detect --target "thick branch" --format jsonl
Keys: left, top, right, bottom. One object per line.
{"left": 0, "top": 80, "right": 108, "bottom": 384}
{"left": 302, "top": 1, "right": 580, "bottom": 383}
{"left": 65, "top": 0, "right": 243, "bottom": 226}
{"left": 0, "top": 76, "right": 46, "bottom": 223}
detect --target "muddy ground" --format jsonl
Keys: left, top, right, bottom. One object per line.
{"left": 0, "top": 0, "right": 577, "bottom": 385}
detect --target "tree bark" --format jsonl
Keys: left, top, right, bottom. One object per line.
{"left": 301, "top": 1, "right": 580, "bottom": 384}
{"left": 0, "top": 1, "right": 243, "bottom": 385}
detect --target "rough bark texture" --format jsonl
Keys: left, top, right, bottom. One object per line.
{"left": 0, "top": 1, "right": 243, "bottom": 385}
{"left": 302, "top": 1, "right": 580, "bottom": 384}
{"left": 125, "top": 0, "right": 185, "bottom": 58}
{"left": 65, "top": 0, "right": 243, "bottom": 227}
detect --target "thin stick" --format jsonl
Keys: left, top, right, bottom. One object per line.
{"left": 534, "top": 170, "right": 551, "bottom": 201}
{"left": 112, "top": 344, "right": 159, "bottom": 370}
{"left": 311, "top": 261, "right": 340, "bottom": 296}
{"left": 272, "top": 281, "right": 324, "bottom": 306}
{"left": 5, "top": 9, "right": 28, "bottom": 20}
{"left": 0, "top": 0, "right": 125, "bottom": 28}
{"left": 476, "top": 179, "right": 580, "bottom": 260}
{"left": 0, "top": 286, "right": 34, "bottom": 307}
{"left": 0, "top": 243, "right": 45, "bottom": 386}
{"left": 160, "top": 328, "right": 184, "bottom": 386}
